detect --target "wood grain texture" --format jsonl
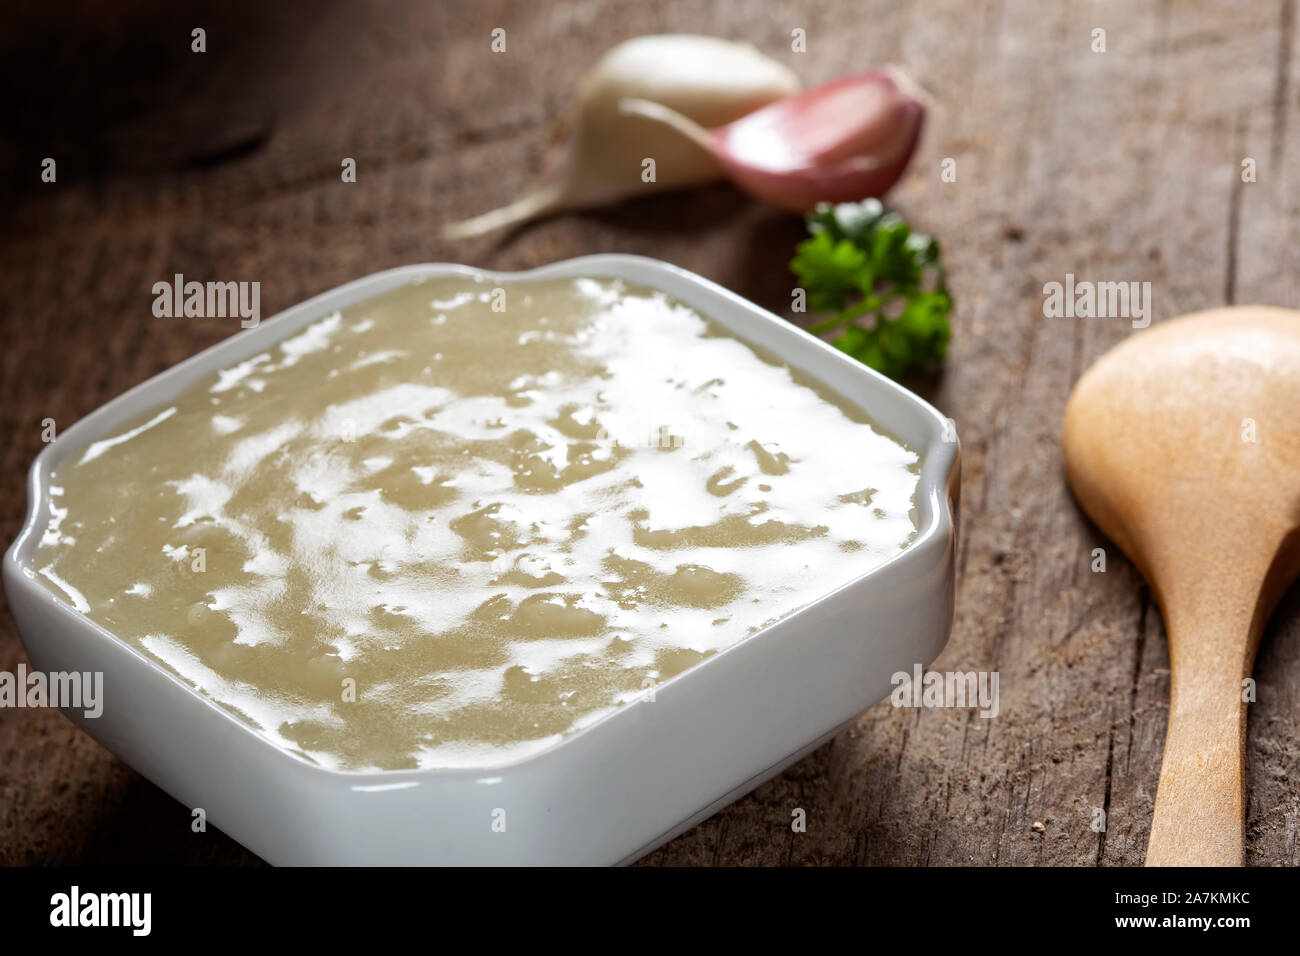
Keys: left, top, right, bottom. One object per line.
{"left": 1, "top": 0, "right": 1297, "bottom": 866}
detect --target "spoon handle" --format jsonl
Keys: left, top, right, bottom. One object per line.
{"left": 1145, "top": 640, "right": 1249, "bottom": 866}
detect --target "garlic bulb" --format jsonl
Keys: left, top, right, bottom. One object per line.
{"left": 442, "top": 35, "right": 801, "bottom": 238}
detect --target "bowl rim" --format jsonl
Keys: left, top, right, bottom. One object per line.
{"left": 4, "top": 253, "right": 959, "bottom": 784}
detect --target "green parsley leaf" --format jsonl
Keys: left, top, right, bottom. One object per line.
{"left": 790, "top": 200, "right": 952, "bottom": 380}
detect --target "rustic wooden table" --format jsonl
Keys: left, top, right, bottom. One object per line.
{"left": 2, "top": 0, "right": 1297, "bottom": 866}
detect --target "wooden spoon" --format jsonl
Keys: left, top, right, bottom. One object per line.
{"left": 1063, "top": 306, "right": 1300, "bottom": 867}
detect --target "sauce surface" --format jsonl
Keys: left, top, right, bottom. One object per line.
{"left": 35, "top": 276, "right": 920, "bottom": 770}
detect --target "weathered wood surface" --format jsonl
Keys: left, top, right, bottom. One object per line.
{"left": 1, "top": 0, "right": 1297, "bottom": 866}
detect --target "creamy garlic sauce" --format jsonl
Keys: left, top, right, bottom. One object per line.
{"left": 35, "top": 276, "right": 920, "bottom": 770}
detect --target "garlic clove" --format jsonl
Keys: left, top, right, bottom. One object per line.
{"left": 621, "top": 66, "right": 926, "bottom": 214}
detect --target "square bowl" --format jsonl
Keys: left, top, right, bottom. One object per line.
{"left": 4, "top": 254, "right": 959, "bottom": 865}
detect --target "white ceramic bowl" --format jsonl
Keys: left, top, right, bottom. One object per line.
{"left": 5, "top": 255, "right": 959, "bottom": 865}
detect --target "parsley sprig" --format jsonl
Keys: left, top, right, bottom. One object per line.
{"left": 790, "top": 199, "right": 952, "bottom": 380}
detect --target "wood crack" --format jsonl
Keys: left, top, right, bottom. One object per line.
{"left": 1273, "top": 0, "right": 1295, "bottom": 166}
